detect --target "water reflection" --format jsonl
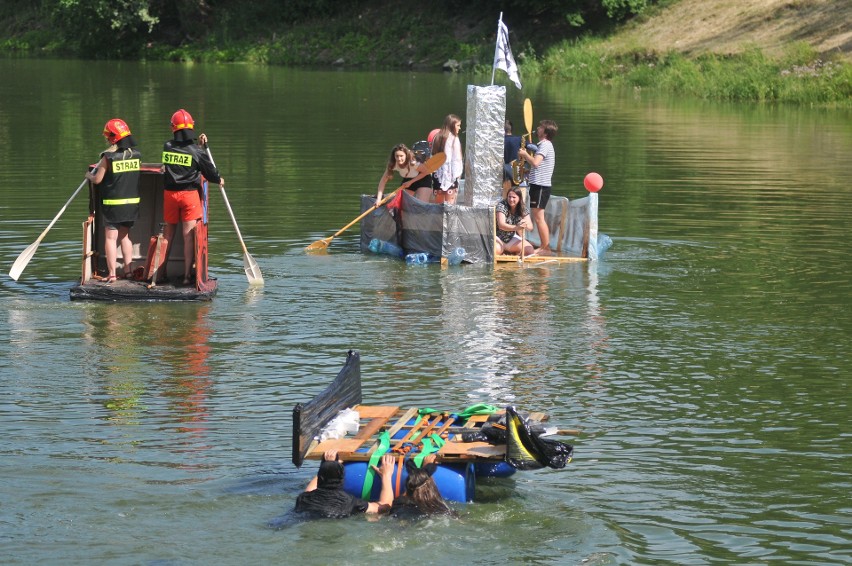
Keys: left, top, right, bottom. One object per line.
{"left": 81, "top": 303, "right": 213, "bottom": 455}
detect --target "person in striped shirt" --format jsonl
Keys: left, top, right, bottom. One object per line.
{"left": 518, "top": 120, "right": 558, "bottom": 255}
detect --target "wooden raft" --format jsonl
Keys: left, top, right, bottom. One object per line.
{"left": 303, "top": 405, "right": 547, "bottom": 464}
{"left": 494, "top": 254, "right": 586, "bottom": 264}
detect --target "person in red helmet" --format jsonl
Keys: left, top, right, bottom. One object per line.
{"left": 85, "top": 119, "right": 141, "bottom": 283}
{"left": 161, "top": 109, "right": 224, "bottom": 285}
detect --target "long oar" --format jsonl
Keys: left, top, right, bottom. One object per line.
{"left": 305, "top": 151, "right": 445, "bottom": 252}
{"left": 9, "top": 176, "right": 89, "bottom": 281}
{"left": 205, "top": 147, "right": 264, "bottom": 286}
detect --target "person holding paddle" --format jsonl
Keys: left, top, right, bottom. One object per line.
{"left": 85, "top": 119, "right": 142, "bottom": 284}
{"left": 518, "top": 119, "right": 558, "bottom": 256}
{"left": 162, "top": 109, "right": 224, "bottom": 286}
{"left": 495, "top": 186, "right": 534, "bottom": 257}
{"left": 376, "top": 143, "right": 434, "bottom": 203}
{"left": 431, "top": 114, "right": 463, "bottom": 205}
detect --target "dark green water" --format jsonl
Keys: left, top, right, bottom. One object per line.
{"left": 1, "top": 58, "right": 850, "bottom": 565}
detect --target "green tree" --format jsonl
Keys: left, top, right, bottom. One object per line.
{"left": 53, "top": 0, "right": 158, "bottom": 58}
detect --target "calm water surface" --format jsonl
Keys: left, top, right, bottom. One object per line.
{"left": 1, "top": 59, "right": 850, "bottom": 565}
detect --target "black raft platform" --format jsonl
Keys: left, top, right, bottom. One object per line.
{"left": 70, "top": 276, "right": 217, "bottom": 302}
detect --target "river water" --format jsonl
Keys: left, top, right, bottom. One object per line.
{"left": 1, "top": 58, "right": 850, "bottom": 565}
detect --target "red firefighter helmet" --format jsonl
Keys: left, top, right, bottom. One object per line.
{"left": 171, "top": 109, "right": 195, "bottom": 132}
{"left": 103, "top": 119, "right": 132, "bottom": 144}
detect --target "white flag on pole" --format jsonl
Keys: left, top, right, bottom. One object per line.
{"left": 493, "top": 19, "right": 522, "bottom": 89}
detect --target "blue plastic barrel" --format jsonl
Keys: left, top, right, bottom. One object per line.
{"left": 342, "top": 461, "right": 475, "bottom": 503}
{"left": 474, "top": 461, "right": 517, "bottom": 478}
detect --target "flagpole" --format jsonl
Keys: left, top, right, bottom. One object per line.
{"left": 491, "top": 12, "right": 503, "bottom": 85}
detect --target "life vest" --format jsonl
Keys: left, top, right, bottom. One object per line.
{"left": 162, "top": 139, "right": 221, "bottom": 190}
{"left": 99, "top": 147, "right": 141, "bottom": 223}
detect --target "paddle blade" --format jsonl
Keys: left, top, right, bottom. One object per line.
{"left": 8, "top": 241, "right": 39, "bottom": 281}
{"left": 523, "top": 98, "right": 533, "bottom": 135}
{"left": 244, "top": 253, "right": 264, "bottom": 286}
{"left": 423, "top": 151, "right": 446, "bottom": 173}
{"left": 305, "top": 237, "right": 332, "bottom": 252}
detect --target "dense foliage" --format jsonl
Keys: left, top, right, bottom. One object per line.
{"left": 2, "top": 0, "right": 653, "bottom": 60}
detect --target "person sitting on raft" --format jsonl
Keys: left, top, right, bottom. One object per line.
{"left": 389, "top": 454, "right": 456, "bottom": 518}
{"left": 295, "top": 449, "right": 395, "bottom": 519}
{"left": 376, "top": 144, "right": 435, "bottom": 204}
{"left": 495, "top": 186, "right": 535, "bottom": 256}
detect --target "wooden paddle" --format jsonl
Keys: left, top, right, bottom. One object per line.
{"left": 205, "top": 147, "right": 264, "bottom": 286}
{"left": 305, "top": 152, "right": 445, "bottom": 252}
{"left": 9, "top": 175, "right": 89, "bottom": 281}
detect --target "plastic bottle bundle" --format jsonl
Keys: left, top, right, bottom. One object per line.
{"left": 447, "top": 247, "right": 466, "bottom": 265}
{"left": 316, "top": 408, "right": 361, "bottom": 442}
{"left": 368, "top": 238, "right": 404, "bottom": 258}
{"left": 405, "top": 252, "right": 431, "bottom": 265}
{"left": 597, "top": 234, "right": 613, "bottom": 258}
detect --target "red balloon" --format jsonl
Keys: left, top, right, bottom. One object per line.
{"left": 584, "top": 172, "right": 604, "bottom": 192}
{"left": 427, "top": 128, "right": 440, "bottom": 144}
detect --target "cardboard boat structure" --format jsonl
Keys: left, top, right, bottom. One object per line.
{"left": 69, "top": 163, "right": 217, "bottom": 301}
{"left": 360, "top": 85, "right": 608, "bottom": 266}
{"left": 292, "top": 351, "right": 576, "bottom": 503}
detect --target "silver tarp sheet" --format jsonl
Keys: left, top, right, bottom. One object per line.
{"left": 360, "top": 190, "right": 495, "bottom": 264}
{"left": 523, "top": 193, "right": 599, "bottom": 259}
{"left": 463, "top": 85, "right": 506, "bottom": 208}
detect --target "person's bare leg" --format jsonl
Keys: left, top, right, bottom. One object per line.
{"left": 104, "top": 227, "right": 118, "bottom": 278}
{"left": 182, "top": 219, "right": 197, "bottom": 283}
{"left": 494, "top": 236, "right": 504, "bottom": 256}
{"left": 118, "top": 227, "right": 133, "bottom": 276}
{"left": 532, "top": 208, "right": 550, "bottom": 253}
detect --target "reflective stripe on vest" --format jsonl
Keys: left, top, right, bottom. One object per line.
{"left": 103, "top": 197, "right": 141, "bottom": 205}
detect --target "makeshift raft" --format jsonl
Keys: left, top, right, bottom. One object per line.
{"left": 70, "top": 163, "right": 217, "bottom": 301}
{"left": 361, "top": 188, "right": 599, "bottom": 266}
{"left": 292, "top": 351, "right": 575, "bottom": 503}
{"left": 359, "top": 86, "right": 605, "bottom": 266}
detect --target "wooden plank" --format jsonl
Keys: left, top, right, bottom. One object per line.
{"left": 352, "top": 405, "right": 398, "bottom": 440}
{"left": 365, "top": 406, "right": 419, "bottom": 456}
{"left": 430, "top": 415, "right": 457, "bottom": 439}
{"left": 463, "top": 413, "right": 493, "bottom": 428}
{"left": 390, "top": 412, "right": 434, "bottom": 452}
{"left": 412, "top": 413, "right": 446, "bottom": 443}
{"left": 384, "top": 407, "right": 420, "bottom": 438}
{"left": 438, "top": 441, "right": 506, "bottom": 459}
{"left": 311, "top": 438, "right": 367, "bottom": 456}
{"left": 353, "top": 405, "right": 398, "bottom": 419}
{"left": 495, "top": 254, "right": 586, "bottom": 264}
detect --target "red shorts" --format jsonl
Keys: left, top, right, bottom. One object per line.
{"left": 164, "top": 190, "right": 202, "bottom": 224}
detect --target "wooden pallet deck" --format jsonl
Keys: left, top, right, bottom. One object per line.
{"left": 303, "top": 405, "right": 548, "bottom": 463}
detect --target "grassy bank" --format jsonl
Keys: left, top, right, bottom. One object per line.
{"left": 527, "top": 38, "right": 852, "bottom": 106}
